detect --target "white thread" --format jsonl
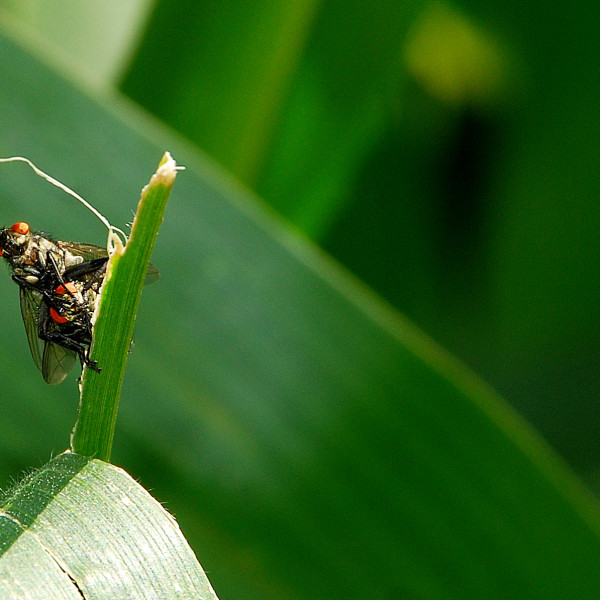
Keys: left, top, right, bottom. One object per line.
{"left": 0, "top": 156, "right": 127, "bottom": 253}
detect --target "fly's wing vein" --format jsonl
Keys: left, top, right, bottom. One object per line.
{"left": 19, "top": 287, "right": 45, "bottom": 374}
{"left": 20, "top": 287, "right": 76, "bottom": 384}
{"left": 42, "top": 341, "right": 76, "bottom": 385}
{"left": 59, "top": 241, "right": 108, "bottom": 262}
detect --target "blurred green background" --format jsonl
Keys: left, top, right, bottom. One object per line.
{"left": 1, "top": 1, "right": 600, "bottom": 598}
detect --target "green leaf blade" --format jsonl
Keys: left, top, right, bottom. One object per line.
{"left": 0, "top": 530, "right": 84, "bottom": 600}
{"left": 2, "top": 21, "right": 600, "bottom": 600}
{"left": 0, "top": 453, "right": 218, "bottom": 599}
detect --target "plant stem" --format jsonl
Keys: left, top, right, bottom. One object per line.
{"left": 70, "top": 153, "right": 180, "bottom": 461}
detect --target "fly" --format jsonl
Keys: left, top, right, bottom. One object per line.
{"left": 0, "top": 222, "right": 158, "bottom": 384}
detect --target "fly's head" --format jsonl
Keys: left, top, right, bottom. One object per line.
{"left": 0, "top": 222, "right": 44, "bottom": 283}
{"left": 0, "top": 222, "right": 30, "bottom": 262}
{"left": 49, "top": 282, "right": 83, "bottom": 324}
{"left": 0, "top": 222, "right": 78, "bottom": 284}
{"left": 48, "top": 280, "right": 95, "bottom": 349}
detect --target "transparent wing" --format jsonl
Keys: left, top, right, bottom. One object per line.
{"left": 144, "top": 263, "right": 160, "bottom": 285}
{"left": 42, "top": 341, "right": 76, "bottom": 385}
{"left": 59, "top": 241, "right": 108, "bottom": 263}
{"left": 20, "top": 287, "right": 76, "bottom": 384}
{"left": 19, "top": 287, "right": 45, "bottom": 374}
{"left": 61, "top": 241, "right": 159, "bottom": 285}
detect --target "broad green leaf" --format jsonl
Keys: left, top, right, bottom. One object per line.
{"left": 8, "top": 0, "right": 600, "bottom": 482}
{"left": 122, "top": 0, "right": 600, "bottom": 481}
{"left": 0, "top": 452, "right": 218, "bottom": 599}
{"left": 2, "top": 19, "right": 600, "bottom": 600}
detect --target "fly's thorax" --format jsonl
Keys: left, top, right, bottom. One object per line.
{"left": 21, "top": 240, "right": 83, "bottom": 282}
{"left": 26, "top": 235, "right": 55, "bottom": 271}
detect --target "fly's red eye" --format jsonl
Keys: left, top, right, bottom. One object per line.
{"left": 11, "top": 222, "right": 30, "bottom": 235}
{"left": 0, "top": 248, "right": 3, "bottom": 257}
{"left": 54, "top": 282, "right": 77, "bottom": 295}
{"left": 50, "top": 307, "right": 68, "bottom": 324}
